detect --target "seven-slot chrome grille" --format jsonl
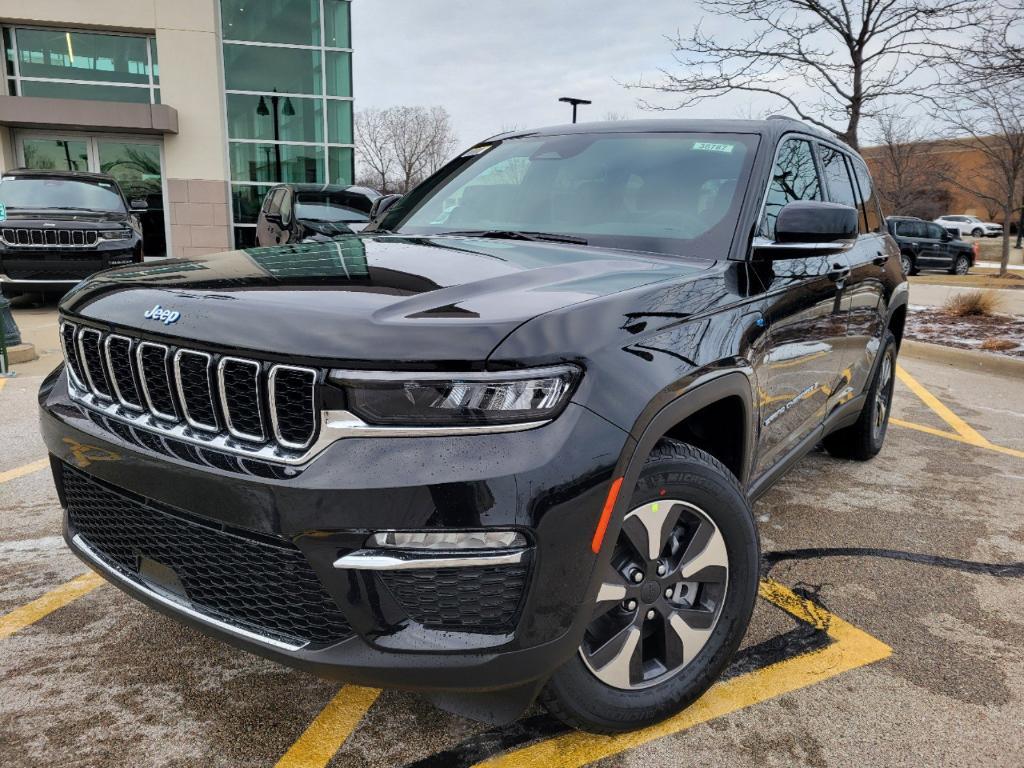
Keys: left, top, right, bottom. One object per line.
{"left": 60, "top": 320, "right": 319, "bottom": 459}
{"left": 1, "top": 227, "right": 98, "bottom": 248}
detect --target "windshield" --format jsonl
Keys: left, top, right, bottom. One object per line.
{"left": 0, "top": 176, "right": 125, "bottom": 212}
{"left": 389, "top": 132, "right": 759, "bottom": 258}
{"left": 295, "top": 191, "right": 371, "bottom": 223}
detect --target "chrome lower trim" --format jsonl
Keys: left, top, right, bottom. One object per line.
{"left": 320, "top": 409, "right": 550, "bottom": 437}
{"left": 71, "top": 533, "right": 308, "bottom": 652}
{"left": 333, "top": 548, "right": 528, "bottom": 571}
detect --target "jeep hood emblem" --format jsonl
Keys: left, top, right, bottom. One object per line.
{"left": 144, "top": 304, "right": 181, "bottom": 325}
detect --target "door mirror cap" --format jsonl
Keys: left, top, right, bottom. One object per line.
{"left": 369, "top": 194, "right": 402, "bottom": 222}
{"left": 129, "top": 198, "right": 148, "bottom": 211}
{"left": 755, "top": 200, "right": 859, "bottom": 259}
{"left": 264, "top": 212, "right": 282, "bottom": 225}
{"left": 941, "top": 229, "right": 953, "bottom": 241}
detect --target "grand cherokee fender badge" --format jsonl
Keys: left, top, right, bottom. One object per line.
{"left": 143, "top": 304, "right": 181, "bottom": 325}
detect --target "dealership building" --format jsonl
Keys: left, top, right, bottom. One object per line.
{"left": 0, "top": 0, "right": 354, "bottom": 257}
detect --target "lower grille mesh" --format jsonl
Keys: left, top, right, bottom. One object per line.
{"left": 63, "top": 465, "right": 353, "bottom": 647}
{"left": 380, "top": 563, "right": 530, "bottom": 633}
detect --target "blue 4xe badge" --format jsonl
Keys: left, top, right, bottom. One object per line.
{"left": 144, "top": 304, "right": 181, "bottom": 325}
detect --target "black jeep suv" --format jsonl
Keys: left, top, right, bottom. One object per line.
{"left": 887, "top": 215, "right": 976, "bottom": 275}
{"left": 39, "top": 118, "right": 907, "bottom": 733}
{"left": 0, "top": 169, "right": 144, "bottom": 299}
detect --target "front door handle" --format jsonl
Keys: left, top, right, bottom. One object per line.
{"left": 873, "top": 252, "right": 889, "bottom": 266}
{"left": 827, "top": 263, "right": 851, "bottom": 282}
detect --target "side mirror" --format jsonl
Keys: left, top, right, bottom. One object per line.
{"left": 941, "top": 230, "right": 953, "bottom": 241}
{"left": 130, "top": 198, "right": 148, "bottom": 211}
{"left": 369, "top": 194, "right": 402, "bottom": 222}
{"left": 755, "top": 200, "right": 859, "bottom": 259}
{"left": 264, "top": 212, "right": 282, "bottom": 225}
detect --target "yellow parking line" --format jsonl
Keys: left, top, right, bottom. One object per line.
{"left": 0, "top": 572, "right": 105, "bottom": 640}
{"left": 895, "top": 365, "right": 987, "bottom": 445}
{"left": 890, "top": 418, "right": 1024, "bottom": 460}
{"left": 0, "top": 457, "right": 50, "bottom": 485}
{"left": 475, "top": 580, "right": 891, "bottom": 768}
{"left": 0, "top": 377, "right": 7, "bottom": 392}
{"left": 275, "top": 685, "right": 381, "bottom": 768}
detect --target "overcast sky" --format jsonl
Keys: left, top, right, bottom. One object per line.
{"left": 351, "top": 0, "right": 769, "bottom": 148}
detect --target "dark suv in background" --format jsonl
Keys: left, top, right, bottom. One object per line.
{"left": 887, "top": 215, "right": 975, "bottom": 275}
{"left": 0, "top": 169, "right": 144, "bottom": 299}
{"left": 255, "top": 184, "right": 380, "bottom": 246}
{"left": 41, "top": 118, "right": 906, "bottom": 733}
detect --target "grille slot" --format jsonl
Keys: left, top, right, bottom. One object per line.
{"left": 1, "top": 227, "right": 97, "bottom": 248}
{"left": 63, "top": 465, "right": 353, "bottom": 647}
{"left": 218, "top": 357, "right": 265, "bottom": 442}
{"left": 137, "top": 342, "right": 178, "bottom": 422}
{"left": 269, "top": 366, "right": 318, "bottom": 450}
{"left": 104, "top": 335, "right": 143, "bottom": 411}
{"left": 174, "top": 350, "right": 219, "bottom": 432}
{"left": 76, "top": 328, "right": 112, "bottom": 399}
{"left": 59, "top": 322, "right": 86, "bottom": 388}
{"left": 379, "top": 563, "right": 530, "bottom": 633}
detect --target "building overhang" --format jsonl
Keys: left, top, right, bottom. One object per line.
{"left": 0, "top": 95, "right": 178, "bottom": 135}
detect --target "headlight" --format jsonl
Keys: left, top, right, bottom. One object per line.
{"left": 329, "top": 364, "right": 580, "bottom": 426}
{"left": 99, "top": 229, "right": 133, "bottom": 241}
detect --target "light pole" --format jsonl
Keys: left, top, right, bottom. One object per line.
{"left": 558, "top": 97, "right": 592, "bottom": 124}
{"left": 256, "top": 89, "right": 295, "bottom": 181}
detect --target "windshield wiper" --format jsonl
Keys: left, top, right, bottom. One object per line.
{"left": 435, "top": 229, "right": 588, "bottom": 245}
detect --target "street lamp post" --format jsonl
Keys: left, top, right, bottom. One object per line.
{"left": 558, "top": 97, "right": 592, "bottom": 124}
{"left": 256, "top": 89, "right": 296, "bottom": 181}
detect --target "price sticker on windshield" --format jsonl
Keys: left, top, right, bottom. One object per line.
{"left": 692, "top": 142, "right": 735, "bottom": 153}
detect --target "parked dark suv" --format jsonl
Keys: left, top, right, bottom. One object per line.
{"left": 0, "top": 169, "right": 144, "bottom": 298}
{"left": 40, "top": 118, "right": 907, "bottom": 733}
{"left": 887, "top": 215, "right": 975, "bottom": 275}
{"left": 255, "top": 184, "right": 380, "bottom": 246}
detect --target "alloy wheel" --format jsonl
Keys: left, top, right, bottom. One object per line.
{"left": 900, "top": 255, "right": 912, "bottom": 275}
{"left": 873, "top": 350, "right": 894, "bottom": 439}
{"left": 955, "top": 257, "right": 970, "bottom": 275}
{"left": 580, "top": 500, "right": 728, "bottom": 690}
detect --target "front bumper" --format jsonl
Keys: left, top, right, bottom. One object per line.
{"left": 1, "top": 244, "right": 138, "bottom": 292}
{"left": 40, "top": 366, "right": 629, "bottom": 692}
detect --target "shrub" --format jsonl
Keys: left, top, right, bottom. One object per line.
{"left": 943, "top": 290, "right": 1004, "bottom": 317}
{"left": 980, "top": 339, "right": 1016, "bottom": 351}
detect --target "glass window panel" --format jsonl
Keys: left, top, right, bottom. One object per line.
{"left": 327, "top": 99, "right": 352, "bottom": 144}
{"left": 851, "top": 156, "right": 884, "bottom": 233}
{"left": 325, "top": 51, "right": 351, "bottom": 97}
{"left": 328, "top": 147, "right": 354, "bottom": 185}
{"left": 223, "top": 44, "right": 322, "bottom": 95}
{"left": 98, "top": 141, "right": 162, "bottom": 199}
{"left": 220, "top": 0, "right": 320, "bottom": 46}
{"left": 153, "top": 87, "right": 160, "bottom": 104}
{"left": 21, "top": 138, "right": 90, "bottom": 172}
{"left": 232, "top": 184, "right": 271, "bottom": 224}
{"left": 227, "top": 93, "right": 323, "bottom": 143}
{"left": 6, "top": 78, "right": 15, "bottom": 96}
{"left": 150, "top": 38, "right": 159, "bottom": 83}
{"left": 762, "top": 138, "right": 822, "bottom": 238}
{"left": 234, "top": 226, "right": 258, "bottom": 249}
{"left": 14, "top": 28, "right": 152, "bottom": 84}
{"left": 18, "top": 79, "right": 152, "bottom": 103}
{"left": 230, "top": 142, "right": 324, "bottom": 184}
{"left": 4, "top": 28, "right": 14, "bottom": 77}
{"left": 324, "top": 1, "right": 351, "bottom": 48}
{"left": 819, "top": 146, "right": 858, "bottom": 209}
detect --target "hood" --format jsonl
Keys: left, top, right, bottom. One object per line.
{"left": 60, "top": 234, "right": 709, "bottom": 364}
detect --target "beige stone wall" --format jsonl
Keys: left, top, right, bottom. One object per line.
{"left": 0, "top": 0, "right": 232, "bottom": 255}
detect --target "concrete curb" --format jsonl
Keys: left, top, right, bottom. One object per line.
{"left": 7, "top": 343, "right": 37, "bottom": 364}
{"left": 901, "top": 339, "right": 1024, "bottom": 377}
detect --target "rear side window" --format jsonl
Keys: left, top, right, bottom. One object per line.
{"left": 926, "top": 223, "right": 946, "bottom": 239}
{"left": 819, "top": 146, "right": 859, "bottom": 210}
{"left": 895, "top": 221, "right": 916, "bottom": 237}
{"left": 762, "top": 138, "right": 822, "bottom": 238}
{"left": 850, "top": 156, "right": 884, "bottom": 234}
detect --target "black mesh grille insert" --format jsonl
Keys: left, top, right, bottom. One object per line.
{"left": 272, "top": 367, "right": 317, "bottom": 448}
{"left": 106, "top": 336, "right": 142, "bottom": 408}
{"left": 379, "top": 563, "right": 530, "bottom": 633}
{"left": 78, "top": 329, "right": 112, "bottom": 398}
{"left": 61, "top": 323, "right": 86, "bottom": 386}
{"left": 63, "top": 465, "right": 353, "bottom": 647}
{"left": 221, "top": 359, "right": 264, "bottom": 440}
{"left": 138, "top": 344, "right": 177, "bottom": 420}
{"left": 176, "top": 351, "right": 218, "bottom": 430}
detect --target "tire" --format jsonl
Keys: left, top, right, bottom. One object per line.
{"left": 899, "top": 253, "right": 916, "bottom": 276}
{"left": 950, "top": 254, "right": 970, "bottom": 275}
{"left": 823, "top": 330, "right": 897, "bottom": 461}
{"left": 540, "top": 441, "right": 759, "bottom": 733}
{"left": 971, "top": 227, "right": 983, "bottom": 237}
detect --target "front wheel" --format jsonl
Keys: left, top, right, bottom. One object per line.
{"left": 540, "top": 442, "right": 759, "bottom": 733}
{"left": 899, "top": 253, "right": 917, "bottom": 276}
{"left": 824, "top": 330, "right": 897, "bottom": 460}
{"left": 950, "top": 254, "right": 970, "bottom": 275}
{"left": 971, "top": 227, "right": 984, "bottom": 238}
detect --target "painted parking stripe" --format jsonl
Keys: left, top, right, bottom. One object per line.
{"left": 275, "top": 685, "right": 381, "bottom": 768}
{"left": 471, "top": 580, "right": 891, "bottom": 768}
{"left": 0, "top": 572, "right": 105, "bottom": 640}
{"left": 0, "top": 457, "right": 50, "bottom": 485}
{"left": 895, "top": 364, "right": 987, "bottom": 443}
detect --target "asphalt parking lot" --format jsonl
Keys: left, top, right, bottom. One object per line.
{"left": 2, "top": 317, "right": 1023, "bottom": 767}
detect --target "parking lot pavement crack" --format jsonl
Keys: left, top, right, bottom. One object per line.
{"left": 762, "top": 547, "right": 1024, "bottom": 578}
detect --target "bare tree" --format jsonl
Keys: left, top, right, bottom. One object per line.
{"left": 354, "top": 108, "right": 396, "bottom": 192}
{"left": 868, "top": 112, "right": 953, "bottom": 218}
{"left": 629, "top": 0, "right": 976, "bottom": 149}
{"left": 354, "top": 106, "right": 459, "bottom": 194}
{"left": 954, "top": 1, "right": 1024, "bottom": 86}
{"left": 930, "top": 80, "right": 1024, "bottom": 276}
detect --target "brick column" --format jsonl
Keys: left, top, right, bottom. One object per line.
{"left": 167, "top": 179, "right": 233, "bottom": 258}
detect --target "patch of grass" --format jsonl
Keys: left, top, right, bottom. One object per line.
{"left": 943, "top": 289, "right": 1004, "bottom": 317}
{"left": 981, "top": 339, "right": 1017, "bottom": 351}
{"left": 909, "top": 273, "right": 1024, "bottom": 290}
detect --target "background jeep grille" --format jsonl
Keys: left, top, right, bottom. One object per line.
{"left": 60, "top": 320, "right": 319, "bottom": 457}
{"left": 1, "top": 227, "right": 98, "bottom": 248}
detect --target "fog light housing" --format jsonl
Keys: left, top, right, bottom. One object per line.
{"left": 367, "top": 530, "right": 526, "bottom": 550}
